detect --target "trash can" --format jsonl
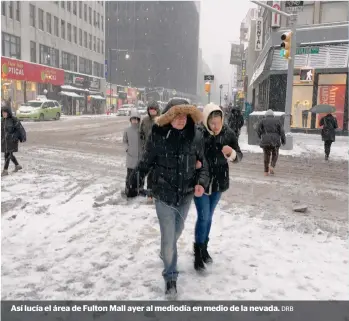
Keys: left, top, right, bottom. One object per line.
{"left": 247, "top": 111, "right": 285, "bottom": 146}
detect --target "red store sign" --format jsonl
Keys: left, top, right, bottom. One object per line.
{"left": 1, "top": 57, "right": 64, "bottom": 86}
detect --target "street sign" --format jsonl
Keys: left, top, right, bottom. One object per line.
{"left": 204, "top": 75, "right": 214, "bottom": 81}
{"left": 241, "top": 60, "right": 246, "bottom": 77}
{"left": 230, "top": 44, "right": 242, "bottom": 65}
{"left": 255, "top": 18, "right": 263, "bottom": 51}
{"left": 300, "top": 68, "right": 314, "bottom": 82}
{"left": 285, "top": 1, "right": 304, "bottom": 13}
{"left": 271, "top": 1, "right": 281, "bottom": 28}
{"left": 296, "top": 47, "right": 319, "bottom": 55}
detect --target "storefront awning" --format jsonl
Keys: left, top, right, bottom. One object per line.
{"left": 249, "top": 53, "right": 269, "bottom": 86}
{"left": 61, "top": 85, "right": 89, "bottom": 92}
{"left": 59, "top": 91, "right": 84, "bottom": 98}
{"left": 89, "top": 95, "right": 106, "bottom": 100}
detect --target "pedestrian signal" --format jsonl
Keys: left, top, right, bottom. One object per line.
{"left": 299, "top": 68, "right": 313, "bottom": 82}
{"left": 280, "top": 31, "right": 292, "bottom": 59}
{"left": 204, "top": 82, "right": 211, "bottom": 93}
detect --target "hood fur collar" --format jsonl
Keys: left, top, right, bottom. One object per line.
{"left": 154, "top": 104, "right": 202, "bottom": 127}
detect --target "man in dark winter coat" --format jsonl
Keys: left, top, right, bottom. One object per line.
{"left": 228, "top": 106, "right": 244, "bottom": 139}
{"left": 193, "top": 103, "right": 243, "bottom": 271}
{"left": 139, "top": 101, "right": 161, "bottom": 200}
{"left": 1, "top": 106, "right": 25, "bottom": 176}
{"left": 319, "top": 113, "right": 338, "bottom": 160}
{"left": 257, "top": 109, "right": 286, "bottom": 176}
{"left": 127, "top": 98, "right": 209, "bottom": 296}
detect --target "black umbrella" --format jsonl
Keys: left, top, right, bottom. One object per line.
{"left": 309, "top": 104, "right": 336, "bottom": 114}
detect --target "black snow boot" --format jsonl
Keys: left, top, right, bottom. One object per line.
{"left": 202, "top": 240, "right": 213, "bottom": 264}
{"left": 325, "top": 155, "right": 329, "bottom": 161}
{"left": 165, "top": 280, "right": 177, "bottom": 295}
{"left": 193, "top": 243, "right": 205, "bottom": 271}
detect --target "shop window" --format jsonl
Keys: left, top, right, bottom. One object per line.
{"left": 38, "top": 8, "right": 44, "bottom": 30}
{"left": 320, "top": 1, "right": 348, "bottom": 23}
{"left": 79, "top": 28, "right": 82, "bottom": 46}
{"left": 73, "top": 26, "right": 77, "bottom": 44}
{"left": 101, "top": 40, "right": 104, "bottom": 54}
{"left": 9, "top": 1, "right": 13, "bottom": 19}
{"left": 79, "top": 57, "right": 92, "bottom": 75}
{"left": 78, "top": 1, "right": 82, "bottom": 18}
{"left": 291, "top": 75, "right": 313, "bottom": 129}
{"left": 93, "top": 36, "right": 96, "bottom": 51}
{"left": 54, "top": 16, "right": 59, "bottom": 36}
{"left": 67, "top": 1, "right": 71, "bottom": 12}
{"left": 16, "top": 1, "right": 20, "bottom": 21}
{"left": 97, "top": 38, "right": 100, "bottom": 53}
{"left": 61, "top": 20, "right": 65, "bottom": 39}
{"left": 30, "top": 41, "right": 36, "bottom": 63}
{"left": 84, "top": 4, "right": 87, "bottom": 21}
{"left": 73, "top": 1, "right": 77, "bottom": 15}
{"left": 316, "top": 74, "right": 347, "bottom": 129}
{"left": 2, "top": 32, "right": 21, "bottom": 59}
{"left": 46, "top": 13, "right": 52, "bottom": 34}
{"left": 67, "top": 23, "right": 72, "bottom": 42}
{"left": 29, "top": 4, "right": 35, "bottom": 27}
{"left": 61, "top": 1, "right": 65, "bottom": 9}
{"left": 39, "top": 44, "right": 59, "bottom": 68}
{"left": 97, "top": 13, "right": 100, "bottom": 28}
{"left": 2, "top": 1, "right": 6, "bottom": 16}
{"left": 93, "top": 10, "right": 96, "bottom": 26}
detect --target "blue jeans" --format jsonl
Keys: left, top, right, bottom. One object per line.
{"left": 155, "top": 197, "right": 192, "bottom": 282}
{"left": 194, "top": 192, "right": 222, "bottom": 244}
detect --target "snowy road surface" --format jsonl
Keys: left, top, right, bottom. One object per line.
{"left": 1, "top": 116, "right": 348, "bottom": 300}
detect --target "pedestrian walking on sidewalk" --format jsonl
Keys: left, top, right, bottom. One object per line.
{"left": 140, "top": 101, "right": 161, "bottom": 202}
{"left": 227, "top": 106, "right": 244, "bottom": 140}
{"left": 127, "top": 98, "right": 209, "bottom": 296}
{"left": 193, "top": 103, "right": 243, "bottom": 271}
{"left": 123, "top": 109, "right": 143, "bottom": 197}
{"left": 1, "top": 106, "right": 26, "bottom": 176}
{"left": 256, "top": 109, "right": 286, "bottom": 176}
{"left": 319, "top": 113, "right": 338, "bottom": 161}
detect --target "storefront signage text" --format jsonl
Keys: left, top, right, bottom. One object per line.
{"left": 1, "top": 57, "right": 64, "bottom": 85}
{"left": 296, "top": 47, "right": 320, "bottom": 55}
{"left": 255, "top": 18, "right": 263, "bottom": 52}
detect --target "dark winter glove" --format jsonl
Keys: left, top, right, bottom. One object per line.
{"left": 125, "top": 186, "right": 138, "bottom": 198}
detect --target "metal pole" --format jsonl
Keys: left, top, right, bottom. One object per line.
{"left": 219, "top": 88, "right": 222, "bottom": 106}
{"left": 208, "top": 91, "right": 211, "bottom": 104}
{"left": 109, "top": 48, "right": 112, "bottom": 109}
{"left": 282, "top": 18, "right": 297, "bottom": 150}
{"left": 251, "top": 0, "right": 291, "bottom": 17}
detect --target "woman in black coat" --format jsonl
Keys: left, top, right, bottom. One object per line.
{"left": 1, "top": 106, "right": 24, "bottom": 176}
{"left": 256, "top": 109, "right": 286, "bottom": 176}
{"left": 127, "top": 98, "right": 209, "bottom": 296}
{"left": 319, "top": 113, "right": 338, "bottom": 160}
{"left": 193, "top": 103, "right": 243, "bottom": 271}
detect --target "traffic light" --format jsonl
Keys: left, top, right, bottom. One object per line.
{"left": 280, "top": 31, "right": 292, "bottom": 59}
{"left": 204, "top": 82, "right": 211, "bottom": 93}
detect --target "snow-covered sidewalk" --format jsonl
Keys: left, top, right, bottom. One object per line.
{"left": 239, "top": 129, "right": 348, "bottom": 161}
{"left": 2, "top": 170, "right": 348, "bottom": 300}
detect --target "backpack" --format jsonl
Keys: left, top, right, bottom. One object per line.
{"left": 17, "top": 121, "right": 26, "bottom": 143}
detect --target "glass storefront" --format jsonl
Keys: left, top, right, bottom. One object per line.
{"left": 291, "top": 75, "right": 313, "bottom": 129}
{"left": 316, "top": 74, "right": 346, "bottom": 129}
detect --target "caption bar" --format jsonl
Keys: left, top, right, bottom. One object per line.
{"left": 11, "top": 303, "right": 294, "bottom": 313}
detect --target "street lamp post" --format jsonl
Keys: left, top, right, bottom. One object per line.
{"left": 251, "top": 0, "right": 296, "bottom": 150}
{"left": 108, "top": 48, "right": 130, "bottom": 109}
{"left": 219, "top": 84, "right": 223, "bottom": 105}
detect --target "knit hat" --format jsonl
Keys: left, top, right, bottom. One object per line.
{"left": 265, "top": 109, "right": 274, "bottom": 117}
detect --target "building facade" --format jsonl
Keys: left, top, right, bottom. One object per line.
{"left": 249, "top": 1, "right": 349, "bottom": 132}
{"left": 1, "top": 1, "right": 106, "bottom": 111}
{"left": 105, "top": 1, "right": 200, "bottom": 97}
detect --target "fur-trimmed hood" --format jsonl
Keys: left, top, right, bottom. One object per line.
{"left": 155, "top": 99, "right": 202, "bottom": 127}
{"left": 1, "top": 106, "right": 13, "bottom": 118}
{"left": 202, "top": 103, "right": 224, "bottom": 136}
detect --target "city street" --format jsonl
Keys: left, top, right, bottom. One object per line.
{"left": 1, "top": 116, "right": 348, "bottom": 300}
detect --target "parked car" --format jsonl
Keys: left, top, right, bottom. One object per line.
{"left": 137, "top": 106, "right": 147, "bottom": 116}
{"left": 116, "top": 104, "right": 134, "bottom": 116}
{"left": 16, "top": 99, "right": 62, "bottom": 121}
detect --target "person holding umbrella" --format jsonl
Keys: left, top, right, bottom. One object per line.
{"left": 309, "top": 104, "right": 338, "bottom": 161}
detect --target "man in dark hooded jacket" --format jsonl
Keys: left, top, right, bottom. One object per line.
{"left": 228, "top": 107, "right": 244, "bottom": 139}
{"left": 1, "top": 106, "right": 25, "bottom": 176}
{"left": 127, "top": 98, "right": 209, "bottom": 296}
{"left": 140, "top": 101, "right": 161, "bottom": 200}
{"left": 319, "top": 113, "right": 338, "bottom": 160}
